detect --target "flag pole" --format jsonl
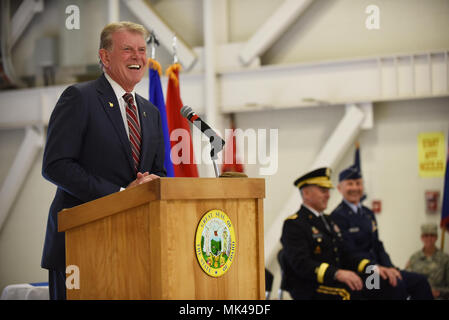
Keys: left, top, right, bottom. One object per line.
{"left": 441, "top": 226, "right": 446, "bottom": 251}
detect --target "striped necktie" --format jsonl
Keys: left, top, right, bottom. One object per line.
{"left": 123, "top": 92, "right": 141, "bottom": 173}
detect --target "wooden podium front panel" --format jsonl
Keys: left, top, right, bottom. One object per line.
{"left": 65, "top": 203, "right": 152, "bottom": 299}
{"left": 62, "top": 178, "right": 266, "bottom": 300}
{"left": 155, "top": 198, "right": 265, "bottom": 300}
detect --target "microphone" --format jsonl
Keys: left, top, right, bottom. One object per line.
{"left": 180, "top": 106, "right": 225, "bottom": 156}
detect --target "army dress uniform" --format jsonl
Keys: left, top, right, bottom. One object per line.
{"left": 279, "top": 167, "right": 372, "bottom": 300}
{"left": 281, "top": 205, "right": 372, "bottom": 300}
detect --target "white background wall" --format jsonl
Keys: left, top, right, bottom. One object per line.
{"left": 1, "top": 0, "right": 448, "bottom": 296}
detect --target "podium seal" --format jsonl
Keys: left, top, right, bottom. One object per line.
{"left": 195, "top": 209, "right": 236, "bottom": 277}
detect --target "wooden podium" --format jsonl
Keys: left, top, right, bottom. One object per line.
{"left": 58, "top": 177, "right": 265, "bottom": 300}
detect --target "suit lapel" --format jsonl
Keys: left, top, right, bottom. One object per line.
{"left": 341, "top": 200, "right": 356, "bottom": 216}
{"left": 95, "top": 74, "right": 135, "bottom": 173}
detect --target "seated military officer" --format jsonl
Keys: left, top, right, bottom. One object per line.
{"left": 406, "top": 223, "right": 449, "bottom": 299}
{"left": 280, "top": 167, "right": 395, "bottom": 300}
{"left": 330, "top": 165, "right": 433, "bottom": 300}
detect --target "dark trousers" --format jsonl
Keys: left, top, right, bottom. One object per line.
{"left": 400, "top": 270, "right": 433, "bottom": 300}
{"left": 49, "top": 269, "right": 66, "bottom": 300}
{"left": 289, "top": 276, "right": 408, "bottom": 300}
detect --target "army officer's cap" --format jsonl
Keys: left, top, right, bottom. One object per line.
{"left": 294, "top": 167, "right": 334, "bottom": 190}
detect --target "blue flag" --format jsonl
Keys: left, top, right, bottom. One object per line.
{"left": 148, "top": 59, "right": 174, "bottom": 177}
{"left": 354, "top": 142, "right": 361, "bottom": 172}
{"left": 441, "top": 133, "right": 449, "bottom": 231}
{"left": 355, "top": 142, "right": 367, "bottom": 202}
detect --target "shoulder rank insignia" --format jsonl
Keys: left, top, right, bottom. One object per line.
{"left": 286, "top": 213, "right": 298, "bottom": 220}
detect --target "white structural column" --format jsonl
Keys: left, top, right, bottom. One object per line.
{"left": 107, "top": 0, "right": 120, "bottom": 23}
{"left": 201, "top": 0, "right": 228, "bottom": 177}
{"left": 0, "top": 127, "right": 44, "bottom": 231}
{"left": 239, "top": 0, "right": 314, "bottom": 66}
{"left": 264, "top": 104, "right": 366, "bottom": 265}
{"left": 203, "top": 0, "right": 218, "bottom": 129}
{"left": 124, "top": 0, "right": 197, "bottom": 70}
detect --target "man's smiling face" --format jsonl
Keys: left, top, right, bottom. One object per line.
{"left": 99, "top": 30, "right": 147, "bottom": 92}
{"left": 338, "top": 178, "right": 364, "bottom": 205}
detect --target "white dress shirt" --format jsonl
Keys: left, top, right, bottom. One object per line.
{"left": 303, "top": 204, "right": 323, "bottom": 218}
{"left": 104, "top": 72, "right": 140, "bottom": 138}
{"left": 104, "top": 72, "right": 141, "bottom": 190}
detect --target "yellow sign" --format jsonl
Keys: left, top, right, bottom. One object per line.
{"left": 195, "top": 209, "right": 236, "bottom": 277}
{"left": 418, "top": 132, "right": 446, "bottom": 177}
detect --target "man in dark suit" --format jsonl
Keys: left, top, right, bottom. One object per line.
{"left": 330, "top": 165, "right": 433, "bottom": 299}
{"left": 41, "top": 21, "right": 166, "bottom": 300}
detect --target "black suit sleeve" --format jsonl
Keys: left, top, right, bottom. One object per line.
{"left": 150, "top": 107, "right": 167, "bottom": 177}
{"left": 42, "top": 86, "right": 121, "bottom": 203}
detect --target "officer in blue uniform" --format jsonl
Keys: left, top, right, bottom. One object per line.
{"left": 330, "top": 165, "right": 433, "bottom": 299}
{"left": 280, "top": 167, "right": 404, "bottom": 300}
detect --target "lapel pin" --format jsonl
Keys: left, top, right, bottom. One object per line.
{"left": 109, "top": 102, "right": 114, "bottom": 108}
{"left": 143, "top": 111, "right": 147, "bottom": 117}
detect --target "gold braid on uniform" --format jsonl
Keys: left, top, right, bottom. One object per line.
{"left": 316, "top": 263, "right": 329, "bottom": 283}
{"left": 316, "top": 285, "right": 351, "bottom": 300}
{"left": 357, "top": 259, "right": 370, "bottom": 273}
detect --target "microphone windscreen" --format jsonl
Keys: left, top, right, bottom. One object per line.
{"left": 180, "top": 105, "right": 193, "bottom": 118}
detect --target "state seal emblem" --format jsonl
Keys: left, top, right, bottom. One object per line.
{"left": 195, "top": 209, "right": 236, "bottom": 277}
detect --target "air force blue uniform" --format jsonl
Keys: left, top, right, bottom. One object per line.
{"left": 331, "top": 201, "right": 393, "bottom": 266}
{"left": 331, "top": 165, "right": 433, "bottom": 299}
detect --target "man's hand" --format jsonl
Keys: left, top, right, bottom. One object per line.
{"left": 376, "top": 265, "right": 402, "bottom": 287}
{"left": 334, "top": 269, "right": 363, "bottom": 291}
{"left": 127, "top": 172, "right": 160, "bottom": 189}
{"left": 432, "top": 289, "right": 440, "bottom": 298}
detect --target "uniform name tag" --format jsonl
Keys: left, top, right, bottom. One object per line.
{"left": 349, "top": 227, "right": 360, "bottom": 233}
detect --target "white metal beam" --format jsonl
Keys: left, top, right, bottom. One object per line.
{"left": 264, "top": 104, "right": 366, "bottom": 265}
{"left": 123, "top": 0, "right": 197, "bottom": 70}
{"left": 239, "top": 0, "right": 314, "bottom": 66}
{"left": 11, "top": 0, "right": 44, "bottom": 47}
{"left": 108, "top": 0, "right": 120, "bottom": 23}
{"left": 222, "top": 50, "right": 449, "bottom": 113}
{"left": 0, "top": 127, "right": 44, "bottom": 231}
{"left": 0, "top": 50, "right": 447, "bottom": 129}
